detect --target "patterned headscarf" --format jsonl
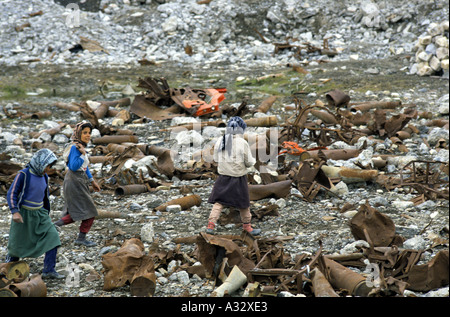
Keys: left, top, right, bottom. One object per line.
{"left": 28, "top": 148, "right": 57, "bottom": 176}
{"left": 71, "top": 121, "right": 93, "bottom": 147}
{"left": 220, "top": 116, "right": 247, "bottom": 155}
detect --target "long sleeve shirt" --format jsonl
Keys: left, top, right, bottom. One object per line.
{"left": 213, "top": 134, "right": 256, "bottom": 177}
{"left": 65, "top": 145, "right": 93, "bottom": 180}
{"left": 7, "top": 168, "right": 50, "bottom": 214}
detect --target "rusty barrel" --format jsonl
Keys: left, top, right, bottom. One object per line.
{"left": 94, "top": 103, "right": 110, "bottom": 119}
{"left": 245, "top": 115, "right": 278, "bottom": 127}
{"left": 8, "top": 274, "right": 47, "bottom": 297}
{"left": 92, "top": 135, "right": 139, "bottom": 145}
{"left": 322, "top": 256, "right": 373, "bottom": 297}
{"left": 349, "top": 100, "right": 401, "bottom": 112}
{"left": 115, "top": 184, "right": 149, "bottom": 196}
{"left": 256, "top": 96, "right": 277, "bottom": 113}
{"left": 249, "top": 180, "right": 292, "bottom": 201}
{"left": 307, "top": 148, "right": 360, "bottom": 161}
{"left": 310, "top": 109, "right": 338, "bottom": 124}
{"left": 155, "top": 194, "right": 202, "bottom": 211}
{"left": 31, "top": 110, "right": 52, "bottom": 119}
{"left": 321, "top": 165, "right": 378, "bottom": 183}
{"left": 326, "top": 90, "right": 350, "bottom": 107}
{"left": 310, "top": 268, "right": 339, "bottom": 297}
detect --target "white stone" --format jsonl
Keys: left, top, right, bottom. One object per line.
{"left": 140, "top": 222, "right": 154, "bottom": 243}
{"left": 434, "top": 36, "right": 449, "bottom": 48}
{"left": 436, "top": 47, "right": 449, "bottom": 60}
{"left": 175, "top": 129, "right": 204, "bottom": 146}
{"left": 162, "top": 15, "right": 178, "bottom": 33}
{"left": 418, "top": 64, "right": 433, "bottom": 76}
{"left": 419, "top": 35, "right": 432, "bottom": 46}
{"left": 429, "top": 55, "right": 441, "bottom": 71}
{"left": 403, "top": 236, "right": 428, "bottom": 250}
{"left": 330, "top": 181, "right": 349, "bottom": 196}
{"left": 427, "top": 22, "right": 444, "bottom": 36}
{"left": 416, "top": 51, "right": 432, "bottom": 62}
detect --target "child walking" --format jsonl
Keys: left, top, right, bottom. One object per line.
{"left": 206, "top": 116, "right": 261, "bottom": 235}
{"left": 6, "top": 148, "right": 64, "bottom": 279}
{"left": 54, "top": 121, "right": 100, "bottom": 247}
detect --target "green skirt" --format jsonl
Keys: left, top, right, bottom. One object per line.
{"left": 8, "top": 207, "right": 61, "bottom": 258}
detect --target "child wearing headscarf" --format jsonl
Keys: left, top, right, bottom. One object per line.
{"left": 206, "top": 116, "right": 261, "bottom": 235}
{"left": 54, "top": 121, "right": 100, "bottom": 247}
{"left": 6, "top": 148, "right": 64, "bottom": 279}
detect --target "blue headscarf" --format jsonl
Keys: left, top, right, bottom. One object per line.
{"left": 220, "top": 116, "right": 247, "bottom": 155}
{"left": 28, "top": 148, "right": 58, "bottom": 176}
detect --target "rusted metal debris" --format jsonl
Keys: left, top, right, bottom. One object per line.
{"left": 272, "top": 38, "right": 338, "bottom": 60}
{"left": 376, "top": 160, "right": 449, "bottom": 202}
{"left": 130, "top": 77, "right": 227, "bottom": 119}
{"left": 88, "top": 209, "right": 450, "bottom": 297}
{"left": 2, "top": 78, "right": 448, "bottom": 297}
{"left": 101, "top": 238, "right": 156, "bottom": 296}
{"left": 0, "top": 261, "right": 47, "bottom": 297}
{"left": 273, "top": 89, "right": 449, "bottom": 203}
{"left": 170, "top": 205, "right": 448, "bottom": 297}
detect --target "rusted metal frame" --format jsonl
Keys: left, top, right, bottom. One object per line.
{"left": 273, "top": 271, "right": 303, "bottom": 294}
{"left": 391, "top": 250, "right": 424, "bottom": 279}
{"left": 399, "top": 160, "right": 449, "bottom": 199}
{"left": 304, "top": 125, "right": 355, "bottom": 144}
{"left": 253, "top": 246, "right": 274, "bottom": 270}
{"left": 409, "top": 183, "right": 449, "bottom": 200}
{"left": 247, "top": 243, "right": 323, "bottom": 293}
{"left": 288, "top": 103, "right": 355, "bottom": 144}
{"left": 400, "top": 160, "right": 447, "bottom": 185}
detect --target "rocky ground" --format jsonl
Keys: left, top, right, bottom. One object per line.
{"left": 0, "top": 0, "right": 448, "bottom": 299}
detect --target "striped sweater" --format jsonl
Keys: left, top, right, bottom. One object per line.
{"left": 7, "top": 167, "right": 51, "bottom": 214}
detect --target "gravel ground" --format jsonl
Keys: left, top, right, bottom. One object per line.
{"left": 0, "top": 0, "right": 448, "bottom": 299}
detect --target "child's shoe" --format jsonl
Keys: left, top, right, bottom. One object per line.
{"left": 206, "top": 222, "right": 215, "bottom": 234}
{"left": 243, "top": 223, "right": 261, "bottom": 235}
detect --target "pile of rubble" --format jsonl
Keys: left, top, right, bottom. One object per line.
{"left": 0, "top": 71, "right": 448, "bottom": 297}
{"left": 0, "top": 0, "right": 449, "bottom": 77}
{"left": 410, "top": 21, "right": 449, "bottom": 77}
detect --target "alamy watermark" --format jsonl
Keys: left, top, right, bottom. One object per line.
{"left": 65, "top": 3, "right": 81, "bottom": 28}
{"left": 65, "top": 263, "right": 81, "bottom": 288}
{"left": 168, "top": 124, "right": 280, "bottom": 172}
{"left": 365, "top": 261, "right": 381, "bottom": 288}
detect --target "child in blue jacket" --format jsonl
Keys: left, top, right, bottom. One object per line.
{"left": 6, "top": 148, "right": 64, "bottom": 279}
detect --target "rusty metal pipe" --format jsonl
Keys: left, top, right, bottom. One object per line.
{"left": 395, "top": 130, "right": 411, "bottom": 140}
{"left": 155, "top": 194, "right": 202, "bottom": 211}
{"left": 115, "top": 184, "right": 149, "bottom": 196}
{"left": 389, "top": 136, "right": 403, "bottom": 145}
{"left": 310, "top": 110, "right": 338, "bottom": 124}
{"left": 307, "top": 149, "right": 360, "bottom": 161}
{"left": 256, "top": 96, "right": 277, "bottom": 113}
{"left": 102, "top": 97, "right": 131, "bottom": 108}
{"left": 245, "top": 116, "right": 278, "bottom": 127}
{"left": 94, "top": 103, "right": 110, "bottom": 119}
{"left": 310, "top": 268, "right": 339, "bottom": 297}
{"left": 31, "top": 110, "right": 52, "bottom": 119}
{"left": 106, "top": 143, "right": 144, "bottom": 158}
{"left": 321, "top": 165, "right": 378, "bottom": 183}
{"left": 326, "top": 90, "right": 350, "bottom": 107}
{"left": 249, "top": 180, "right": 292, "bottom": 201}
{"left": 88, "top": 156, "right": 111, "bottom": 164}
{"left": 147, "top": 145, "right": 176, "bottom": 157}
{"left": 92, "top": 135, "right": 139, "bottom": 144}
{"left": 350, "top": 101, "right": 401, "bottom": 112}
{"left": 54, "top": 102, "right": 80, "bottom": 112}
{"left": 322, "top": 257, "right": 373, "bottom": 297}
